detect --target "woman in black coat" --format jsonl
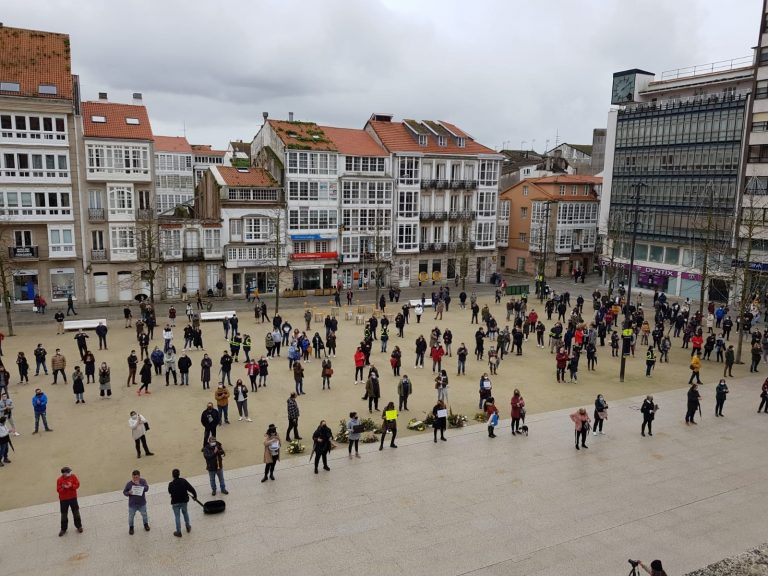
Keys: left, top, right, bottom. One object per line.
{"left": 138, "top": 358, "right": 152, "bottom": 395}
{"left": 432, "top": 400, "right": 447, "bottom": 442}
{"left": 311, "top": 420, "right": 334, "bottom": 474}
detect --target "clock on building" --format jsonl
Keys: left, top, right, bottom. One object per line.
{"left": 611, "top": 72, "right": 636, "bottom": 104}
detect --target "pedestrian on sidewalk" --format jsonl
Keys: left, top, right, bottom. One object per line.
{"left": 510, "top": 389, "right": 525, "bottom": 435}
{"left": 262, "top": 424, "right": 281, "bottom": 482}
{"left": 432, "top": 400, "right": 447, "bottom": 442}
{"left": 32, "top": 388, "right": 53, "bottom": 433}
{"left": 66, "top": 293, "right": 77, "bottom": 316}
{"left": 51, "top": 349, "right": 67, "bottom": 385}
{"left": 16, "top": 352, "right": 29, "bottom": 384}
{"left": 55, "top": 311, "right": 65, "bottom": 334}
{"left": 641, "top": 395, "right": 658, "bottom": 436}
{"left": 234, "top": 379, "right": 251, "bottom": 421}
{"left": 286, "top": 392, "right": 301, "bottom": 441}
{"left": 715, "top": 378, "right": 729, "bottom": 417}
{"left": 593, "top": 394, "right": 608, "bottom": 435}
{"left": 168, "top": 468, "right": 196, "bottom": 537}
{"left": 56, "top": 466, "right": 83, "bottom": 536}
{"left": 379, "top": 401, "right": 398, "bottom": 450}
{"left": 0, "top": 393, "right": 18, "bottom": 436}
{"left": 129, "top": 411, "right": 154, "bottom": 458}
{"left": 758, "top": 378, "right": 768, "bottom": 413}
{"left": 346, "top": 412, "right": 362, "bottom": 458}
{"left": 311, "top": 420, "right": 334, "bottom": 473}
{"left": 72, "top": 366, "right": 85, "bottom": 404}
{"left": 138, "top": 358, "right": 152, "bottom": 395}
{"left": 203, "top": 436, "right": 228, "bottom": 495}
{"left": 685, "top": 384, "right": 701, "bottom": 425}
{"left": 123, "top": 470, "right": 150, "bottom": 535}
{"left": 570, "top": 408, "right": 590, "bottom": 450}
{"left": 215, "top": 383, "right": 230, "bottom": 424}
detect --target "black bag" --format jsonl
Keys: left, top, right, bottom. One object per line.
{"left": 144, "top": 421, "right": 150, "bottom": 431}
{"left": 352, "top": 424, "right": 364, "bottom": 434}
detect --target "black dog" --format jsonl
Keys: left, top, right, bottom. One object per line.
{"left": 519, "top": 425, "right": 529, "bottom": 436}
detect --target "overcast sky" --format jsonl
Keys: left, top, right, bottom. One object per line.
{"left": 3, "top": 0, "right": 760, "bottom": 151}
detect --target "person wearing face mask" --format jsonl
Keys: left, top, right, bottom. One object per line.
{"left": 56, "top": 466, "right": 83, "bottom": 537}
{"left": 203, "top": 436, "right": 228, "bottom": 496}
{"left": 32, "top": 388, "right": 53, "bottom": 433}
{"left": 200, "top": 354, "right": 213, "bottom": 390}
{"left": 593, "top": 394, "right": 608, "bottom": 435}
{"left": 200, "top": 402, "right": 220, "bottom": 447}
{"left": 311, "top": 420, "right": 334, "bottom": 474}
{"left": 262, "top": 424, "right": 281, "bottom": 482}
{"left": 129, "top": 411, "right": 154, "bottom": 459}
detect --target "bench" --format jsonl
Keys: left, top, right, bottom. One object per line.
{"left": 63, "top": 318, "right": 107, "bottom": 331}
{"left": 314, "top": 311, "right": 324, "bottom": 322}
{"left": 330, "top": 306, "right": 340, "bottom": 317}
{"left": 200, "top": 311, "right": 236, "bottom": 322}
{"left": 345, "top": 310, "right": 354, "bottom": 321}
{"left": 356, "top": 314, "right": 366, "bottom": 325}
{"left": 408, "top": 299, "right": 433, "bottom": 308}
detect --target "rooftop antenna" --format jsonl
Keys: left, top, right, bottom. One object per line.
{"left": 545, "top": 139, "right": 550, "bottom": 153}
{"left": 520, "top": 140, "right": 527, "bottom": 150}
{"left": 554, "top": 129, "right": 560, "bottom": 148}
{"left": 531, "top": 139, "right": 536, "bottom": 152}
{"left": 183, "top": 120, "right": 186, "bottom": 138}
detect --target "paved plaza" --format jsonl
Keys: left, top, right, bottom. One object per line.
{"left": 0, "top": 278, "right": 766, "bottom": 575}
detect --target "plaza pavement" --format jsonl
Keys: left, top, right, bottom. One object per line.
{"left": 1, "top": 380, "right": 766, "bottom": 576}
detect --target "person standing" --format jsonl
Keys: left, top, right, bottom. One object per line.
{"left": 365, "top": 372, "right": 380, "bottom": 413}
{"left": 168, "top": 468, "right": 196, "bottom": 537}
{"left": 685, "top": 384, "right": 701, "bottom": 425}
{"left": 178, "top": 352, "right": 191, "bottom": 386}
{"left": 55, "top": 311, "right": 65, "bottom": 335}
{"left": 200, "top": 354, "right": 212, "bottom": 390}
{"left": 164, "top": 347, "right": 178, "bottom": 386}
{"left": 124, "top": 306, "right": 133, "bottom": 328}
{"left": 320, "top": 356, "right": 333, "bottom": 390}
{"left": 215, "top": 383, "right": 230, "bottom": 425}
{"left": 16, "top": 352, "right": 29, "bottom": 384}
{"left": 715, "top": 378, "right": 729, "bottom": 417}
{"left": 57, "top": 466, "right": 83, "bottom": 536}
{"left": 645, "top": 347, "right": 656, "bottom": 377}
{"left": 724, "top": 345, "right": 735, "bottom": 377}
{"left": 286, "top": 392, "right": 301, "bottom": 441}
{"left": 397, "top": 374, "right": 412, "bottom": 411}
{"left": 129, "top": 411, "right": 153, "bottom": 458}
{"left": 203, "top": 436, "right": 228, "bottom": 496}
{"left": 72, "top": 366, "right": 85, "bottom": 404}
{"left": 262, "top": 424, "right": 281, "bottom": 482}
{"left": 200, "top": 402, "right": 220, "bottom": 447}
{"left": 0, "top": 393, "right": 18, "bottom": 436}
{"left": 570, "top": 408, "right": 590, "bottom": 450}
{"left": 311, "top": 420, "right": 334, "bottom": 473}
{"left": 95, "top": 322, "right": 108, "bottom": 350}
{"left": 82, "top": 351, "right": 95, "bottom": 384}
{"left": 593, "top": 394, "right": 608, "bottom": 435}
{"left": 33, "top": 343, "right": 48, "bottom": 376}
{"left": 379, "top": 401, "right": 398, "bottom": 450}
{"left": 293, "top": 360, "right": 305, "bottom": 395}
{"left": 73, "top": 331, "right": 88, "bottom": 360}
{"left": 234, "top": 379, "right": 251, "bottom": 422}
{"left": 688, "top": 353, "right": 702, "bottom": 384}
{"left": 219, "top": 351, "right": 233, "bottom": 386}
{"left": 98, "top": 362, "right": 112, "bottom": 398}
{"left": 138, "top": 358, "right": 152, "bottom": 395}
{"left": 66, "top": 293, "right": 77, "bottom": 316}
{"left": 51, "top": 349, "right": 67, "bottom": 385}
{"left": 510, "top": 389, "right": 525, "bottom": 435}
{"left": 123, "top": 470, "right": 149, "bottom": 534}
{"left": 432, "top": 400, "right": 447, "bottom": 442}
{"left": 759, "top": 378, "right": 768, "bottom": 413}
{"left": 0, "top": 416, "right": 10, "bottom": 465}
{"left": 487, "top": 401, "right": 499, "bottom": 438}
{"left": 346, "top": 412, "right": 362, "bottom": 458}
{"left": 32, "top": 388, "right": 53, "bottom": 433}
{"left": 641, "top": 395, "right": 658, "bottom": 437}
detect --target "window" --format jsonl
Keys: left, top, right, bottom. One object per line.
{"left": 397, "top": 223, "right": 418, "bottom": 250}
{"left": 285, "top": 152, "right": 338, "bottom": 175}
{"left": 91, "top": 230, "right": 105, "bottom": 250}
{"left": 0, "top": 189, "right": 71, "bottom": 217}
{"left": 757, "top": 81, "right": 768, "bottom": 100}
{"left": 14, "top": 230, "right": 33, "bottom": 246}
{"left": 288, "top": 208, "right": 338, "bottom": 230}
{"left": 397, "top": 190, "right": 419, "bottom": 217}
{"left": 475, "top": 222, "right": 495, "bottom": 248}
{"left": 0, "top": 151, "right": 69, "bottom": 179}
{"left": 48, "top": 226, "right": 75, "bottom": 257}
{"left": 110, "top": 226, "right": 136, "bottom": 254}
{"left": 230, "top": 219, "right": 242, "bottom": 241}
{"left": 108, "top": 185, "right": 134, "bottom": 215}
{"left": 520, "top": 207, "right": 528, "bottom": 219}
{"left": 160, "top": 229, "right": 181, "bottom": 256}
{"left": 344, "top": 156, "right": 385, "bottom": 173}
{"left": 477, "top": 191, "right": 497, "bottom": 216}
{"left": 649, "top": 245, "right": 664, "bottom": 263}
{"left": 125, "top": 118, "right": 140, "bottom": 125}
{"left": 86, "top": 143, "right": 150, "bottom": 175}
{"left": 437, "top": 136, "right": 447, "bottom": 147}
{"left": 0, "top": 82, "right": 20, "bottom": 92}
{"left": 203, "top": 229, "right": 221, "bottom": 256}
{"left": 457, "top": 137, "right": 465, "bottom": 148}
{"left": 761, "top": 47, "right": 768, "bottom": 64}
{"left": 664, "top": 247, "right": 680, "bottom": 265}
{"left": 559, "top": 185, "right": 566, "bottom": 196}
{"left": 519, "top": 232, "right": 528, "bottom": 242}
{"left": 226, "top": 188, "right": 279, "bottom": 202}
{"left": 38, "top": 84, "right": 57, "bottom": 95}
{"left": 418, "top": 135, "right": 427, "bottom": 146}
{"left": 583, "top": 185, "right": 591, "bottom": 196}
{"left": 91, "top": 116, "right": 106, "bottom": 123}
{"left": 523, "top": 186, "right": 528, "bottom": 196}
{"left": 294, "top": 241, "right": 308, "bottom": 254}
{"left": 572, "top": 185, "right": 578, "bottom": 195}
{"left": 243, "top": 217, "right": 273, "bottom": 242}
{"left": 749, "top": 145, "right": 768, "bottom": 163}
{"left": 478, "top": 161, "right": 499, "bottom": 186}
{"left": 499, "top": 200, "right": 510, "bottom": 219}
{"left": 398, "top": 157, "right": 420, "bottom": 184}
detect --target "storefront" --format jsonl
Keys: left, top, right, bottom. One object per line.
{"left": 13, "top": 270, "right": 38, "bottom": 302}
{"left": 601, "top": 259, "right": 681, "bottom": 296}
{"left": 291, "top": 252, "right": 337, "bottom": 290}
{"left": 50, "top": 268, "right": 76, "bottom": 302}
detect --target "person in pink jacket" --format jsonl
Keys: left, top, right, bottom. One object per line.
{"left": 570, "top": 408, "right": 590, "bottom": 450}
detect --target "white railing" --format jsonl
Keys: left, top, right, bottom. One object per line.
{"left": 660, "top": 56, "right": 753, "bottom": 80}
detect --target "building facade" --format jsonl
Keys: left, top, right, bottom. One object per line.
{"left": 500, "top": 175, "right": 601, "bottom": 277}
{"left": 600, "top": 63, "right": 753, "bottom": 299}
{"left": 365, "top": 115, "right": 503, "bottom": 287}
{"left": 154, "top": 135, "right": 194, "bottom": 214}
{"left": 0, "top": 26, "right": 85, "bottom": 306}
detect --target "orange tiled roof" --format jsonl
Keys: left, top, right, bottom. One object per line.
{"left": 216, "top": 166, "right": 278, "bottom": 188}
{"left": 500, "top": 176, "right": 600, "bottom": 202}
{"left": 82, "top": 101, "right": 153, "bottom": 140}
{"left": 267, "top": 119, "right": 338, "bottom": 151}
{"left": 191, "top": 144, "right": 227, "bottom": 157}
{"left": 0, "top": 26, "right": 73, "bottom": 100}
{"left": 367, "top": 119, "right": 496, "bottom": 155}
{"left": 154, "top": 135, "right": 193, "bottom": 153}
{"left": 533, "top": 175, "right": 602, "bottom": 185}
{"left": 321, "top": 126, "right": 387, "bottom": 157}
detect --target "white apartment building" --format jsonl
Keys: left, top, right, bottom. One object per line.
{"left": 154, "top": 135, "right": 194, "bottom": 213}
{"left": 80, "top": 95, "right": 156, "bottom": 301}
{"left": 365, "top": 115, "right": 503, "bottom": 286}
{"left": 0, "top": 26, "right": 85, "bottom": 305}
{"left": 192, "top": 144, "right": 226, "bottom": 186}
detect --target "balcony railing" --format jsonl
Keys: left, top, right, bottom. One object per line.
{"left": 183, "top": 247, "right": 203, "bottom": 261}
{"left": 204, "top": 247, "right": 223, "bottom": 259}
{"left": 8, "top": 245, "right": 38, "bottom": 259}
{"left": 430, "top": 242, "right": 446, "bottom": 252}
{"left": 88, "top": 208, "right": 105, "bottom": 221}
{"left": 419, "top": 242, "right": 430, "bottom": 251}
{"left": 136, "top": 208, "right": 153, "bottom": 221}
{"left": 90, "top": 249, "right": 108, "bottom": 262}
{"left": 420, "top": 211, "right": 448, "bottom": 221}
{"left": 421, "top": 179, "right": 478, "bottom": 190}
{"left": 448, "top": 210, "right": 476, "bottom": 220}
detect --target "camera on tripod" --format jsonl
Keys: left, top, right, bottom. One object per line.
{"left": 628, "top": 560, "right": 640, "bottom": 568}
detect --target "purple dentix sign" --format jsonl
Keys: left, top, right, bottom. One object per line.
{"left": 680, "top": 272, "right": 702, "bottom": 281}
{"left": 603, "top": 260, "right": 679, "bottom": 277}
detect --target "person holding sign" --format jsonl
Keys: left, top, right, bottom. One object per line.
{"left": 347, "top": 412, "right": 363, "bottom": 458}
{"left": 432, "top": 400, "right": 447, "bottom": 442}
{"left": 122, "top": 470, "right": 150, "bottom": 535}
{"left": 379, "top": 402, "right": 398, "bottom": 450}
{"left": 262, "top": 424, "right": 281, "bottom": 482}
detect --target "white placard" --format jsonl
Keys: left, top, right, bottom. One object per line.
{"left": 130, "top": 484, "right": 145, "bottom": 497}
{"left": 482, "top": 381, "right": 492, "bottom": 390}
{"left": 437, "top": 409, "right": 448, "bottom": 418}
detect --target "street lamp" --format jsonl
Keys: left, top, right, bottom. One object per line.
{"left": 537, "top": 200, "right": 554, "bottom": 301}
{"left": 619, "top": 182, "right": 647, "bottom": 382}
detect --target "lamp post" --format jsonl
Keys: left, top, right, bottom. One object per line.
{"left": 537, "top": 200, "right": 554, "bottom": 300}
{"left": 619, "top": 182, "right": 646, "bottom": 382}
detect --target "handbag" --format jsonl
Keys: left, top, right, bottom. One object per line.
{"left": 352, "top": 424, "right": 364, "bottom": 434}
{"left": 144, "top": 421, "right": 150, "bottom": 431}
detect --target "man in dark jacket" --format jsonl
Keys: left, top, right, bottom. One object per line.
{"left": 178, "top": 353, "right": 192, "bottom": 386}
{"left": 312, "top": 420, "right": 333, "bottom": 474}
{"left": 95, "top": 322, "right": 108, "bottom": 350}
{"left": 286, "top": 393, "right": 301, "bottom": 441}
{"left": 203, "top": 437, "right": 228, "bottom": 496}
{"left": 168, "top": 468, "right": 197, "bottom": 537}
{"left": 200, "top": 402, "right": 220, "bottom": 447}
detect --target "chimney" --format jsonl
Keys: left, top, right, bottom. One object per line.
{"left": 288, "top": 111, "right": 294, "bottom": 122}
{"left": 262, "top": 112, "right": 268, "bottom": 124}
{"left": 98, "top": 92, "right": 108, "bottom": 101}
{"left": 132, "top": 92, "right": 143, "bottom": 104}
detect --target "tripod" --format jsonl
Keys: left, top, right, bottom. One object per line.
{"left": 628, "top": 563, "right": 641, "bottom": 576}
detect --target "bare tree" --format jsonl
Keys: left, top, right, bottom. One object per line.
{"left": 134, "top": 209, "right": 163, "bottom": 304}
{"left": 361, "top": 212, "right": 392, "bottom": 303}
{"left": 248, "top": 207, "right": 290, "bottom": 314}
{"left": 603, "top": 211, "right": 630, "bottom": 298}
{"left": 453, "top": 220, "right": 472, "bottom": 291}
{"left": 0, "top": 225, "right": 17, "bottom": 335}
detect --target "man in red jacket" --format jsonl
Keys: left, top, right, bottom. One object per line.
{"left": 57, "top": 466, "right": 83, "bottom": 536}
